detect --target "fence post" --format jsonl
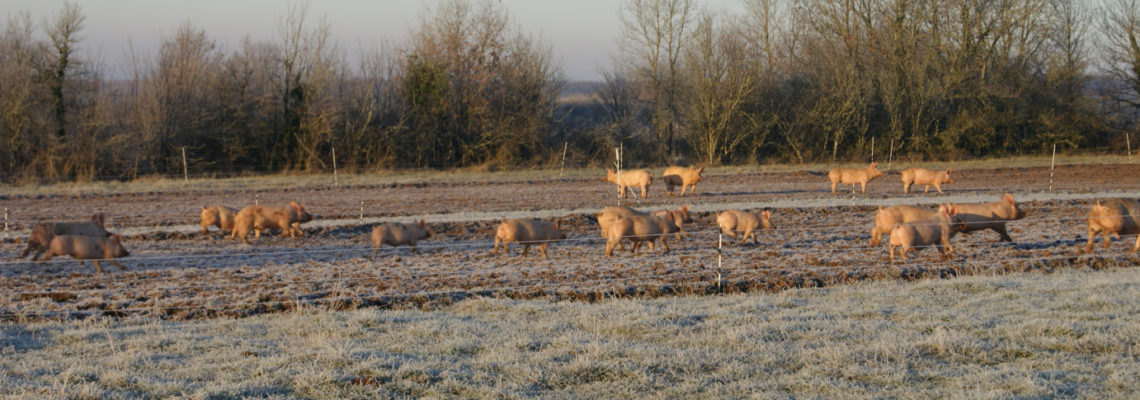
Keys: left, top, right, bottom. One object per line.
{"left": 717, "top": 233, "right": 723, "bottom": 292}
{"left": 181, "top": 147, "right": 189, "bottom": 183}
{"left": 887, "top": 138, "right": 894, "bottom": 171}
{"left": 1128, "top": 132, "right": 1133, "bottom": 163}
{"left": 332, "top": 147, "right": 338, "bottom": 185}
{"left": 254, "top": 193, "right": 260, "bottom": 206}
{"left": 615, "top": 145, "right": 623, "bottom": 206}
{"left": 1049, "top": 144, "right": 1056, "bottom": 192}
{"left": 360, "top": 200, "right": 364, "bottom": 222}
{"left": 3, "top": 208, "right": 7, "bottom": 240}
{"left": 870, "top": 137, "right": 875, "bottom": 163}
{"left": 560, "top": 142, "right": 568, "bottom": 177}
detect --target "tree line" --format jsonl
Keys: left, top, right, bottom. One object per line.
{"left": 1, "top": 0, "right": 1138, "bottom": 183}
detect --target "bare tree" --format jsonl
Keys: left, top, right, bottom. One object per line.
{"left": 682, "top": 12, "right": 757, "bottom": 165}
{"left": 618, "top": 0, "right": 696, "bottom": 161}
{"left": 0, "top": 12, "right": 41, "bottom": 179}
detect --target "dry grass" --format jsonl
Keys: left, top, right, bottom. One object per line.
{"left": 2, "top": 266, "right": 1138, "bottom": 398}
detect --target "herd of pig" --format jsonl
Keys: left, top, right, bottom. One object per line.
{"left": 10, "top": 164, "right": 1140, "bottom": 272}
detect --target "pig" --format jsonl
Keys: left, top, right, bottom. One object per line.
{"left": 888, "top": 204, "right": 967, "bottom": 262}
{"left": 953, "top": 193, "right": 1027, "bottom": 242}
{"left": 492, "top": 219, "right": 567, "bottom": 258}
{"left": 199, "top": 205, "right": 237, "bottom": 235}
{"left": 230, "top": 201, "right": 314, "bottom": 244}
{"left": 20, "top": 213, "right": 110, "bottom": 261}
{"left": 650, "top": 205, "right": 693, "bottom": 241}
{"left": 828, "top": 162, "right": 884, "bottom": 194}
{"left": 605, "top": 213, "right": 680, "bottom": 256}
{"left": 715, "top": 209, "right": 775, "bottom": 245}
{"left": 662, "top": 166, "right": 704, "bottom": 197}
{"left": 603, "top": 168, "right": 652, "bottom": 199}
{"left": 39, "top": 234, "right": 130, "bottom": 273}
{"left": 371, "top": 220, "right": 432, "bottom": 256}
{"left": 597, "top": 205, "right": 692, "bottom": 249}
{"left": 1084, "top": 198, "right": 1140, "bottom": 253}
{"left": 869, "top": 205, "right": 940, "bottom": 246}
{"left": 900, "top": 167, "right": 955, "bottom": 194}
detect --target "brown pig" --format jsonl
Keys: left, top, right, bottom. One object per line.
{"left": 888, "top": 204, "right": 967, "bottom": 262}
{"left": 605, "top": 213, "right": 680, "bottom": 256}
{"left": 662, "top": 166, "right": 704, "bottom": 197}
{"left": 492, "top": 219, "right": 567, "bottom": 258}
{"left": 230, "top": 202, "right": 314, "bottom": 244}
{"left": 900, "top": 167, "right": 955, "bottom": 194}
{"left": 650, "top": 205, "right": 693, "bottom": 241}
{"left": 371, "top": 220, "right": 432, "bottom": 256}
{"left": 39, "top": 234, "right": 130, "bottom": 273}
{"left": 597, "top": 205, "right": 691, "bottom": 249}
{"left": 869, "top": 205, "right": 940, "bottom": 246}
{"left": 828, "top": 162, "right": 884, "bottom": 194}
{"left": 716, "top": 209, "right": 774, "bottom": 245}
{"left": 199, "top": 205, "right": 237, "bottom": 235}
{"left": 603, "top": 168, "right": 652, "bottom": 199}
{"left": 1084, "top": 198, "right": 1140, "bottom": 253}
{"left": 21, "top": 214, "right": 110, "bottom": 261}
{"left": 953, "top": 193, "right": 1027, "bottom": 242}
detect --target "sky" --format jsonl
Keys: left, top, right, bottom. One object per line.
{"left": 4, "top": 0, "right": 742, "bottom": 81}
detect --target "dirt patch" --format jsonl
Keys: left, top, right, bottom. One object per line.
{"left": 1, "top": 164, "right": 1138, "bottom": 321}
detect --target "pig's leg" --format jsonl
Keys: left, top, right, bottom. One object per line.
{"left": 1132, "top": 234, "right": 1140, "bottom": 252}
{"left": 108, "top": 260, "right": 127, "bottom": 270}
{"left": 859, "top": 182, "right": 867, "bottom": 194}
{"left": 870, "top": 227, "right": 883, "bottom": 247}
{"left": 539, "top": 243, "right": 549, "bottom": 258}
{"left": 640, "top": 185, "right": 648, "bottom": 199}
{"left": 411, "top": 244, "right": 421, "bottom": 254}
{"left": 995, "top": 224, "right": 1013, "bottom": 242}
{"left": 605, "top": 238, "right": 617, "bottom": 256}
{"left": 661, "top": 237, "right": 670, "bottom": 253}
{"left": 902, "top": 181, "right": 911, "bottom": 194}
{"left": 522, "top": 244, "right": 531, "bottom": 257}
{"left": 923, "top": 185, "right": 931, "bottom": 193}
{"left": 92, "top": 260, "right": 104, "bottom": 274}
{"left": 934, "top": 183, "right": 943, "bottom": 194}
{"left": 631, "top": 240, "right": 643, "bottom": 253}
{"left": 1085, "top": 227, "right": 1099, "bottom": 253}
{"left": 830, "top": 181, "right": 838, "bottom": 194}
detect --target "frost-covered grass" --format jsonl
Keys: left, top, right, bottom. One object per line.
{"left": 0, "top": 153, "right": 1127, "bottom": 197}
{"left": 2, "top": 266, "right": 1139, "bottom": 398}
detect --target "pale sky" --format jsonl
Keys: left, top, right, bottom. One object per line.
{"left": 4, "top": 0, "right": 743, "bottom": 81}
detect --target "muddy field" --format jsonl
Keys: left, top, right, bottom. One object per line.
{"left": 1, "top": 163, "right": 1139, "bottom": 321}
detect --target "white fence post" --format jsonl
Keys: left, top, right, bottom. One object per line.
{"left": 1049, "top": 144, "right": 1056, "bottom": 193}
{"left": 717, "top": 233, "right": 723, "bottom": 292}
{"left": 332, "top": 147, "right": 338, "bottom": 185}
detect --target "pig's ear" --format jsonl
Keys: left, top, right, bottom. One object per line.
{"left": 870, "top": 162, "right": 877, "bottom": 167}
{"left": 1003, "top": 193, "right": 1014, "bottom": 204}
{"left": 682, "top": 205, "right": 690, "bottom": 212}
{"left": 762, "top": 210, "right": 771, "bottom": 218}
{"left": 419, "top": 219, "right": 425, "bottom": 227}
{"left": 946, "top": 168, "right": 952, "bottom": 174}
{"left": 111, "top": 234, "right": 121, "bottom": 242}
{"left": 202, "top": 206, "right": 208, "bottom": 211}
{"left": 607, "top": 168, "right": 615, "bottom": 174}
{"left": 696, "top": 167, "right": 704, "bottom": 174}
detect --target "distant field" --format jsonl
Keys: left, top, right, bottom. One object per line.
{"left": 1, "top": 266, "right": 1138, "bottom": 398}
{"left": 0, "top": 153, "right": 1130, "bottom": 196}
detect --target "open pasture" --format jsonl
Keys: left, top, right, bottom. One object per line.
{"left": 1, "top": 162, "right": 1139, "bottom": 321}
